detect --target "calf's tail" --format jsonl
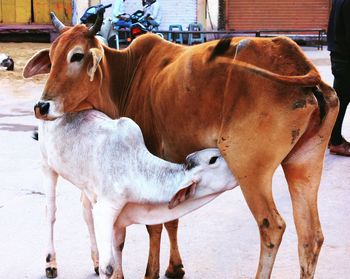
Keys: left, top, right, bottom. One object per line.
{"left": 32, "top": 130, "right": 39, "bottom": 141}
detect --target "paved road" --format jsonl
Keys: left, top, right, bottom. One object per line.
{"left": 0, "top": 47, "right": 349, "bottom": 279}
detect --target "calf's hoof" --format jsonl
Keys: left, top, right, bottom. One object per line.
{"left": 94, "top": 266, "right": 99, "bottom": 275}
{"left": 45, "top": 267, "right": 58, "bottom": 278}
{"left": 165, "top": 264, "right": 185, "bottom": 278}
{"left": 106, "top": 265, "right": 114, "bottom": 276}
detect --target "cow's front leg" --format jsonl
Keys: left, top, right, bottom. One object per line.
{"left": 93, "top": 200, "right": 122, "bottom": 279}
{"left": 81, "top": 193, "right": 99, "bottom": 274}
{"left": 164, "top": 220, "right": 185, "bottom": 278}
{"left": 240, "top": 176, "right": 286, "bottom": 279}
{"left": 145, "top": 224, "right": 162, "bottom": 279}
{"left": 42, "top": 165, "right": 58, "bottom": 278}
{"left": 145, "top": 221, "right": 184, "bottom": 279}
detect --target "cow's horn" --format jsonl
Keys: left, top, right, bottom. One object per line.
{"left": 87, "top": 9, "right": 104, "bottom": 37}
{"left": 50, "top": 12, "right": 65, "bottom": 32}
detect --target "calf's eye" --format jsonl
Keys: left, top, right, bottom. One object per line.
{"left": 209, "top": 156, "right": 218, "bottom": 165}
{"left": 70, "top": 53, "right": 84, "bottom": 63}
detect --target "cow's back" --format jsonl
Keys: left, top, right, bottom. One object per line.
{"left": 122, "top": 35, "right": 323, "bottom": 163}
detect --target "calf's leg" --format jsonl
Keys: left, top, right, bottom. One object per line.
{"left": 42, "top": 165, "right": 58, "bottom": 278}
{"left": 113, "top": 226, "right": 126, "bottom": 279}
{"left": 93, "top": 200, "right": 123, "bottom": 279}
{"left": 81, "top": 193, "right": 99, "bottom": 274}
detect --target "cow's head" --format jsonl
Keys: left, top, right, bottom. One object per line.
{"left": 23, "top": 12, "right": 105, "bottom": 120}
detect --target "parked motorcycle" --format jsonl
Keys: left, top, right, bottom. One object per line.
{"left": 80, "top": 4, "right": 162, "bottom": 49}
{"left": 112, "top": 9, "right": 163, "bottom": 48}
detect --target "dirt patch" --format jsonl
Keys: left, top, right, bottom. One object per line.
{"left": 0, "top": 42, "right": 50, "bottom": 102}
{"left": 0, "top": 42, "right": 50, "bottom": 82}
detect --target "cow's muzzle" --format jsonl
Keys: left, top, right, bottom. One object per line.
{"left": 34, "top": 101, "right": 50, "bottom": 118}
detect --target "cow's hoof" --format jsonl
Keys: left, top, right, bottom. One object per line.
{"left": 165, "top": 264, "right": 185, "bottom": 278}
{"left": 46, "top": 267, "right": 58, "bottom": 278}
{"left": 94, "top": 266, "right": 99, "bottom": 275}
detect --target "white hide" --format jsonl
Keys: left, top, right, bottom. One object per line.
{"left": 40, "top": 110, "right": 237, "bottom": 207}
{"left": 39, "top": 109, "right": 238, "bottom": 278}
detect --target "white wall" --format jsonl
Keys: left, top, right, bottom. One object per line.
{"left": 76, "top": 0, "right": 199, "bottom": 30}
{"left": 73, "top": 0, "right": 89, "bottom": 24}
{"left": 109, "top": 0, "right": 197, "bottom": 30}
{"left": 206, "top": 0, "right": 218, "bottom": 30}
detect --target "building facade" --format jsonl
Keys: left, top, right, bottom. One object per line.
{"left": 0, "top": 0, "right": 72, "bottom": 24}
{"left": 101, "top": 0, "right": 201, "bottom": 31}
{"left": 0, "top": 0, "right": 331, "bottom": 32}
{"left": 226, "top": 0, "right": 331, "bottom": 30}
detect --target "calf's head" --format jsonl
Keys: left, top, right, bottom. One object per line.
{"left": 169, "top": 148, "right": 238, "bottom": 209}
{"left": 23, "top": 12, "right": 105, "bottom": 120}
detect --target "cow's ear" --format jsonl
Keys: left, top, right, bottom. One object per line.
{"left": 88, "top": 48, "right": 103, "bottom": 82}
{"left": 23, "top": 49, "right": 51, "bottom": 78}
{"left": 168, "top": 181, "right": 197, "bottom": 209}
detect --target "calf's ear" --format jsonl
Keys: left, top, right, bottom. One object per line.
{"left": 23, "top": 49, "right": 51, "bottom": 78}
{"left": 88, "top": 48, "right": 103, "bottom": 82}
{"left": 168, "top": 181, "right": 197, "bottom": 209}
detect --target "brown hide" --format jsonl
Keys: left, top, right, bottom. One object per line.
{"left": 24, "top": 27, "right": 336, "bottom": 165}
{"left": 120, "top": 35, "right": 327, "bottom": 165}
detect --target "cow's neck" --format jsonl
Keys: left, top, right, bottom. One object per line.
{"left": 101, "top": 46, "right": 142, "bottom": 118}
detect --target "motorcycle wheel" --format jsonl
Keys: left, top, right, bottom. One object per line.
{"left": 108, "top": 33, "right": 129, "bottom": 49}
{"left": 155, "top": 32, "right": 164, "bottom": 39}
{"left": 107, "top": 35, "right": 117, "bottom": 48}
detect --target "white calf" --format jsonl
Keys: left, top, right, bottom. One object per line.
{"left": 39, "top": 109, "right": 238, "bottom": 279}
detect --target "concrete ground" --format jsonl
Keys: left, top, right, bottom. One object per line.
{"left": 0, "top": 44, "right": 349, "bottom": 279}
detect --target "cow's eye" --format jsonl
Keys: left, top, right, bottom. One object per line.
{"left": 209, "top": 156, "right": 218, "bottom": 165}
{"left": 70, "top": 53, "right": 84, "bottom": 63}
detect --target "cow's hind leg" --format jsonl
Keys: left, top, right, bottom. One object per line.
{"left": 282, "top": 124, "right": 336, "bottom": 277}
{"left": 282, "top": 155, "right": 324, "bottom": 279}
{"left": 282, "top": 82, "right": 338, "bottom": 279}
{"left": 164, "top": 219, "right": 185, "bottom": 278}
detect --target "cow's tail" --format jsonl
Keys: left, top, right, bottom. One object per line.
{"left": 314, "top": 80, "right": 339, "bottom": 122}
{"left": 214, "top": 57, "right": 321, "bottom": 87}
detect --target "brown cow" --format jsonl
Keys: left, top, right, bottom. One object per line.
{"left": 24, "top": 12, "right": 338, "bottom": 279}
